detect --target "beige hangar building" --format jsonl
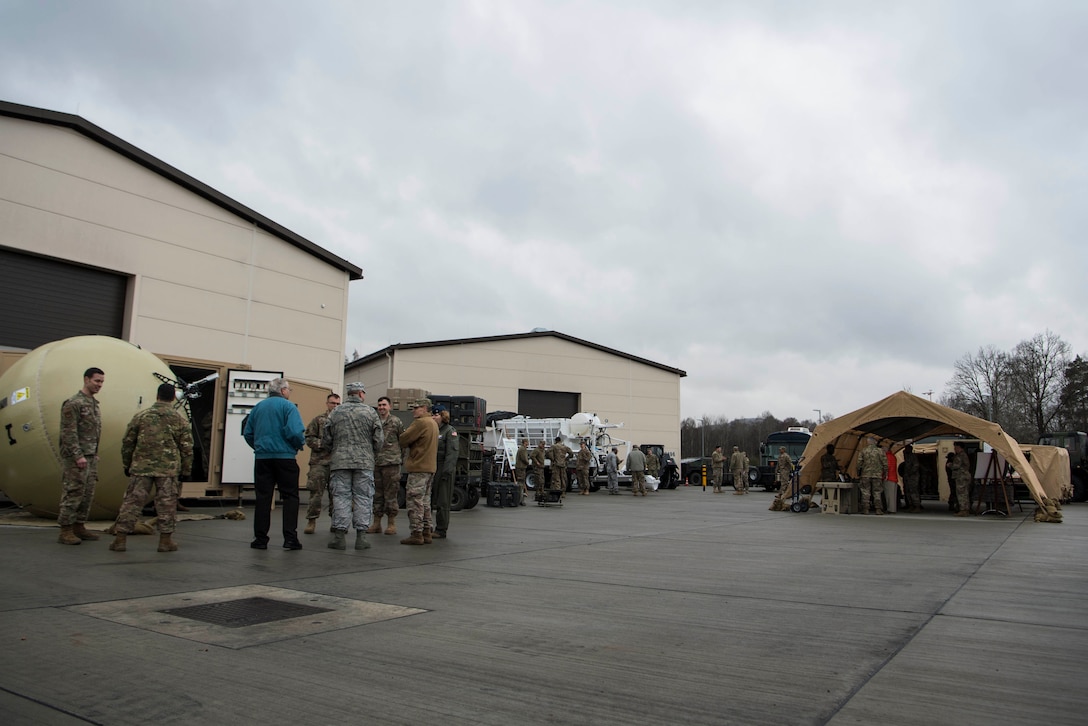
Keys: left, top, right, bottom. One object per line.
{"left": 0, "top": 100, "right": 361, "bottom": 499}
{"left": 345, "top": 331, "right": 687, "bottom": 456}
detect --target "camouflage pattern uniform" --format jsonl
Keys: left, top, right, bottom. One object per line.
{"left": 304, "top": 411, "right": 333, "bottom": 521}
{"left": 515, "top": 441, "right": 530, "bottom": 500}
{"left": 646, "top": 451, "right": 660, "bottom": 478}
{"left": 58, "top": 390, "right": 101, "bottom": 527}
{"left": 530, "top": 443, "right": 547, "bottom": 494}
{"left": 626, "top": 447, "right": 647, "bottom": 495}
{"left": 711, "top": 449, "right": 725, "bottom": 492}
{"left": 575, "top": 445, "right": 593, "bottom": 493}
{"left": 856, "top": 443, "right": 888, "bottom": 514}
{"left": 374, "top": 411, "right": 405, "bottom": 518}
{"left": 115, "top": 402, "right": 194, "bottom": 535}
{"left": 549, "top": 441, "right": 572, "bottom": 492}
{"left": 432, "top": 421, "right": 459, "bottom": 536}
{"left": 950, "top": 448, "right": 972, "bottom": 515}
{"left": 399, "top": 406, "right": 438, "bottom": 537}
{"left": 902, "top": 447, "right": 921, "bottom": 512}
{"left": 775, "top": 451, "right": 794, "bottom": 490}
{"left": 729, "top": 448, "right": 747, "bottom": 494}
{"left": 323, "top": 397, "right": 384, "bottom": 533}
{"left": 820, "top": 452, "right": 840, "bottom": 482}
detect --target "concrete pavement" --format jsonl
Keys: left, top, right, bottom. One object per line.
{"left": 1, "top": 486, "right": 1085, "bottom": 725}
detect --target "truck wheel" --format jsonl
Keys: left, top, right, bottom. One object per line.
{"left": 687, "top": 470, "right": 703, "bottom": 486}
{"left": 1072, "top": 473, "right": 1087, "bottom": 503}
{"left": 450, "top": 485, "right": 466, "bottom": 512}
{"left": 465, "top": 486, "right": 480, "bottom": 510}
{"left": 747, "top": 467, "right": 760, "bottom": 485}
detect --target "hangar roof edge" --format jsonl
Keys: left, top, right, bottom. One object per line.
{"left": 347, "top": 330, "right": 687, "bottom": 377}
{"left": 0, "top": 100, "right": 363, "bottom": 281}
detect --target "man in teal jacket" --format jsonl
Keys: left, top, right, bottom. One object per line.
{"left": 243, "top": 377, "right": 306, "bottom": 550}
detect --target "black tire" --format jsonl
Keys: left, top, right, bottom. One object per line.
{"left": 465, "top": 486, "right": 480, "bottom": 510}
{"left": 747, "top": 467, "right": 760, "bottom": 485}
{"left": 526, "top": 472, "right": 538, "bottom": 491}
{"left": 790, "top": 501, "right": 804, "bottom": 513}
{"left": 450, "top": 485, "right": 466, "bottom": 512}
{"left": 800, "top": 501, "right": 810, "bottom": 512}
{"left": 687, "top": 470, "right": 704, "bottom": 486}
{"left": 1072, "top": 473, "right": 1087, "bottom": 503}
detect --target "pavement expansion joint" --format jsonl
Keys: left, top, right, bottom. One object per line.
{"left": 66, "top": 584, "right": 425, "bottom": 649}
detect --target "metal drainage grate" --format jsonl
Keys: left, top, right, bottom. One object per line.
{"left": 160, "top": 597, "right": 333, "bottom": 628}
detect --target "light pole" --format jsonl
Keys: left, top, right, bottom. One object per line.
{"left": 813, "top": 409, "right": 822, "bottom": 425}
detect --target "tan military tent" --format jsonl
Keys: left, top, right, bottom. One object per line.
{"left": 798, "top": 391, "right": 1057, "bottom": 515}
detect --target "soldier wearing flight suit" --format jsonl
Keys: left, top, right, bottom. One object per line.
{"left": 57, "top": 367, "right": 105, "bottom": 545}
{"left": 431, "top": 406, "right": 459, "bottom": 539}
{"left": 109, "top": 383, "right": 194, "bottom": 553}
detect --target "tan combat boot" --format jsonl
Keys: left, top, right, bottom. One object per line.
{"left": 304, "top": 519, "right": 317, "bottom": 535}
{"left": 57, "top": 526, "right": 82, "bottom": 545}
{"left": 157, "top": 533, "right": 178, "bottom": 552}
{"left": 384, "top": 514, "right": 397, "bottom": 535}
{"left": 400, "top": 530, "right": 424, "bottom": 545}
{"left": 108, "top": 533, "right": 127, "bottom": 552}
{"left": 954, "top": 509, "right": 969, "bottom": 517}
{"left": 72, "top": 523, "right": 100, "bottom": 541}
{"left": 422, "top": 527, "right": 433, "bottom": 544}
{"left": 366, "top": 515, "right": 382, "bottom": 534}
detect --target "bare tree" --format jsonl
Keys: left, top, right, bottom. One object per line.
{"left": 1057, "top": 355, "right": 1088, "bottom": 431}
{"left": 944, "top": 345, "right": 1013, "bottom": 425}
{"left": 1008, "top": 330, "right": 1070, "bottom": 440}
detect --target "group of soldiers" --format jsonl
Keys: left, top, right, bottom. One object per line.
{"left": 301, "top": 386, "right": 462, "bottom": 549}
{"left": 56, "top": 367, "right": 195, "bottom": 554}
{"left": 709, "top": 445, "right": 752, "bottom": 494}
{"left": 511, "top": 438, "right": 662, "bottom": 499}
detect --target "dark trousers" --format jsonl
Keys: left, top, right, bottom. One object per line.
{"left": 253, "top": 458, "right": 300, "bottom": 543}
{"left": 433, "top": 470, "right": 453, "bottom": 533}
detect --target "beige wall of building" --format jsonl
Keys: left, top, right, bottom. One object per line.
{"left": 347, "top": 333, "right": 684, "bottom": 456}
{"left": 0, "top": 112, "right": 355, "bottom": 391}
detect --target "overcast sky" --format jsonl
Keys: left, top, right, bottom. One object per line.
{"left": 3, "top": 0, "right": 1086, "bottom": 422}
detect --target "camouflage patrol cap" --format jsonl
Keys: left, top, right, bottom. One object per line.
{"left": 345, "top": 382, "right": 366, "bottom": 394}
{"left": 412, "top": 397, "right": 432, "bottom": 409}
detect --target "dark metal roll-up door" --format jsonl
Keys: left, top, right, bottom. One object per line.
{"left": 0, "top": 247, "right": 127, "bottom": 349}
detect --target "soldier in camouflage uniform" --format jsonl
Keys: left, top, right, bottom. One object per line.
{"left": 398, "top": 398, "right": 438, "bottom": 544}
{"left": 855, "top": 438, "right": 888, "bottom": 515}
{"left": 645, "top": 448, "right": 660, "bottom": 481}
{"left": 626, "top": 445, "right": 647, "bottom": 496}
{"left": 711, "top": 446, "right": 725, "bottom": 492}
{"left": 109, "top": 383, "right": 194, "bottom": 553}
{"left": 431, "top": 406, "right": 459, "bottom": 539}
{"left": 549, "top": 437, "right": 573, "bottom": 495}
{"left": 57, "top": 367, "right": 105, "bottom": 545}
{"left": 530, "top": 441, "right": 547, "bottom": 499}
{"left": 575, "top": 441, "right": 593, "bottom": 495}
{"left": 369, "top": 395, "right": 405, "bottom": 535}
{"left": 515, "top": 439, "right": 530, "bottom": 505}
{"left": 303, "top": 393, "right": 339, "bottom": 534}
{"left": 950, "top": 442, "right": 972, "bottom": 517}
{"left": 769, "top": 446, "right": 799, "bottom": 510}
{"left": 323, "top": 382, "right": 384, "bottom": 551}
{"left": 730, "top": 446, "right": 749, "bottom": 495}
{"left": 902, "top": 444, "right": 922, "bottom": 513}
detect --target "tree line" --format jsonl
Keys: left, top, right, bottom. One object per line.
{"left": 680, "top": 330, "right": 1087, "bottom": 459}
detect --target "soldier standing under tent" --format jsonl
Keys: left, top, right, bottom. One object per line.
{"left": 627, "top": 445, "right": 648, "bottom": 496}
{"left": 549, "top": 436, "right": 573, "bottom": 496}
{"left": 855, "top": 438, "right": 888, "bottom": 515}
{"left": 323, "top": 382, "right": 383, "bottom": 551}
{"left": 711, "top": 445, "right": 725, "bottom": 492}
{"left": 431, "top": 406, "right": 459, "bottom": 539}
{"left": 515, "top": 439, "right": 530, "bottom": 505}
{"left": 303, "top": 393, "right": 339, "bottom": 535}
{"left": 576, "top": 440, "right": 593, "bottom": 495}
{"left": 730, "top": 445, "right": 748, "bottom": 495}
{"left": 109, "top": 383, "right": 194, "bottom": 553}
{"left": 370, "top": 395, "right": 405, "bottom": 534}
{"left": 902, "top": 444, "right": 922, "bottom": 513}
{"left": 57, "top": 366, "right": 105, "bottom": 545}
{"left": 820, "top": 443, "right": 840, "bottom": 482}
{"left": 950, "top": 442, "right": 972, "bottom": 517}
{"left": 398, "top": 398, "right": 438, "bottom": 545}
{"left": 531, "top": 441, "right": 547, "bottom": 497}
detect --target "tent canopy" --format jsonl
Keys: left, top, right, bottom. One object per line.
{"left": 798, "top": 391, "right": 1053, "bottom": 509}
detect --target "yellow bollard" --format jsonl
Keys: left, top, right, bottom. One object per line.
{"left": 701, "top": 465, "right": 707, "bottom": 491}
